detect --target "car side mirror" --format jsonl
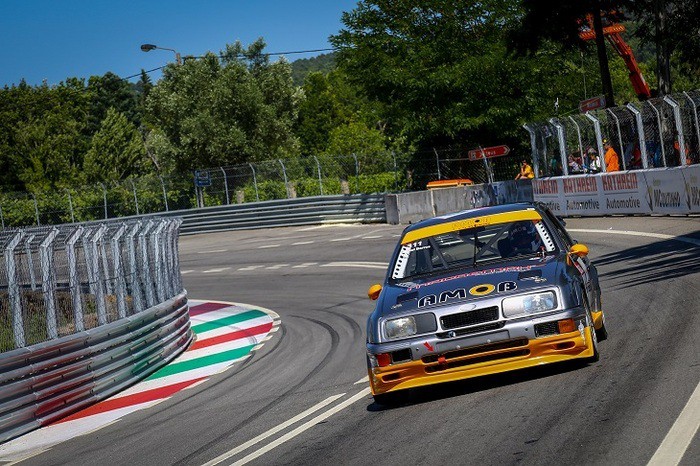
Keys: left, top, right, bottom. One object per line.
{"left": 567, "top": 244, "right": 589, "bottom": 265}
{"left": 368, "top": 284, "right": 382, "bottom": 301}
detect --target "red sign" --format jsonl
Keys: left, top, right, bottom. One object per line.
{"left": 579, "top": 95, "right": 606, "bottom": 113}
{"left": 467, "top": 145, "right": 510, "bottom": 161}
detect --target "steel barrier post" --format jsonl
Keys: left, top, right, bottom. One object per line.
{"left": 626, "top": 103, "right": 649, "bottom": 169}
{"left": 647, "top": 101, "right": 667, "bottom": 166}
{"left": 151, "top": 221, "right": 167, "bottom": 303}
{"left": 66, "top": 226, "right": 85, "bottom": 331}
{"left": 249, "top": 163, "right": 260, "bottom": 202}
{"left": 220, "top": 167, "right": 230, "bottom": 205}
{"left": 100, "top": 230, "right": 112, "bottom": 296}
{"left": 40, "top": 228, "right": 59, "bottom": 339}
{"left": 585, "top": 112, "right": 607, "bottom": 172}
{"left": 523, "top": 124, "right": 540, "bottom": 177}
{"left": 392, "top": 151, "right": 399, "bottom": 191}
{"left": 139, "top": 220, "right": 156, "bottom": 308}
{"left": 568, "top": 116, "right": 585, "bottom": 160}
{"left": 159, "top": 175, "right": 169, "bottom": 212}
{"left": 91, "top": 225, "right": 108, "bottom": 325}
{"left": 433, "top": 148, "right": 442, "bottom": 180}
{"left": 129, "top": 179, "right": 140, "bottom": 215}
{"left": 6, "top": 231, "right": 26, "bottom": 348}
{"left": 549, "top": 119, "right": 569, "bottom": 176}
{"left": 24, "top": 234, "right": 36, "bottom": 291}
{"left": 683, "top": 92, "right": 700, "bottom": 157}
{"left": 127, "top": 221, "right": 143, "bottom": 313}
{"left": 353, "top": 154, "right": 360, "bottom": 192}
{"left": 313, "top": 156, "right": 324, "bottom": 195}
{"left": 664, "top": 95, "right": 686, "bottom": 166}
{"left": 606, "top": 109, "right": 627, "bottom": 170}
{"left": 111, "top": 223, "right": 128, "bottom": 318}
{"left": 278, "top": 159, "right": 289, "bottom": 199}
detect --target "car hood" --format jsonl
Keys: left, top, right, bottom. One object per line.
{"left": 375, "top": 254, "right": 564, "bottom": 318}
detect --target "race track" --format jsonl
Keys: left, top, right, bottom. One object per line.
{"left": 7, "top": 217, "right": 700, "bottom": 466}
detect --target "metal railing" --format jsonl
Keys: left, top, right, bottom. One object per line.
{"left": 525, "top": 90, "right": 700, "bottom": 177}
{"left": 0, "top": 218, "right": 183, "bottom": 352}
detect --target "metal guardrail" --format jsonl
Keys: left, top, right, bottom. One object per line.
{"left": 0, "top": 293, "right": 191, "bottom": 443}
{"left": 172, "top": 194, "right": 387, "bottom": 235}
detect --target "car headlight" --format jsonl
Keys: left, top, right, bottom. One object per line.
{"left": 502, "top": 291, "right": 558, "bottom": 318}
{"left": 384, "top": 316, "right": 417, "bottom": 340}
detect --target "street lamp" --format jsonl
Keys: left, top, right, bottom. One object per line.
{"left": 140, "top": 43, "right": 182, "bottom": 65}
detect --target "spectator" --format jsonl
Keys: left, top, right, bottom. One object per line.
{"left": 629, "top": 147, "right": 643, "bottom": 169}
{"left": 515, "top": 159, "right": 534, "bottom": 179}
{"left": 604, "top": 139, "right": 620, "bottom": 172}
{"left": 587, "top": 149, "right": 601, "bottom": 173}
{"left": 568, "top": 154, "right": 582, "bottom": 173}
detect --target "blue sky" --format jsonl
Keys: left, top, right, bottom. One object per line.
{"left": 0, "top": 0, "right": 358, "bottom": 87}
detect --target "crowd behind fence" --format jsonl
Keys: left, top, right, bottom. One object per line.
{"left": 0, "top": 218, "right": 183, "bottom": 352}
{"left": 525, "top": 90, "right": 700, "bottom": 177}
{"left": 0, "top": 151, "right": 520, "bottom": 229}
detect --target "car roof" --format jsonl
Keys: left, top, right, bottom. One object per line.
{"left": 401, "top": 203, "right": 542, "bottom": 244}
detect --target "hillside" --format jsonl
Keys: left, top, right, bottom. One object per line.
{"left": 290, "top": 53, "right": 336, "bottom": 86}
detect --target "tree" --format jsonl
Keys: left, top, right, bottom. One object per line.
{"left": 86, "top": 72, "right": 140, "bottom": 134}
{"left": 83, "top": 107, "right": 147, "bottom": 182}
{"left": 146, "top": 39, "right": 300, "bottom": 171}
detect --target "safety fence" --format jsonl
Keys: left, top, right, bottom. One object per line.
{"left": 0, "top": 150, "right": 523, "bottom": 230}
{"left": 524, "top": 90, "right": 700, "bottom": 177}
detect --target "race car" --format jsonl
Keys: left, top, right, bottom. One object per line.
{"left": 366, "top": 203, "right": 607, "bottom": 405}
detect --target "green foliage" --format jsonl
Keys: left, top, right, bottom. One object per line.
{"left": 290, "top": 53, "right": 336, "bottom": 86}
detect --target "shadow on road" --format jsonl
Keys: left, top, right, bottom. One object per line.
{"left": 592, "top": 231, "right": 700, "bottom": 290}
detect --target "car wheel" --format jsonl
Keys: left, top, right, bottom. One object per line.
{"left": 595, "top": 311, "right": 609, "bottom": 342}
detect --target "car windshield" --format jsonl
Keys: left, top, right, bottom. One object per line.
{"left": 391, "top": 220, "right": 555, "bottom": 280}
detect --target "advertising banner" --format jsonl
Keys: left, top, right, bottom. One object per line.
{"left": 599, "top": 172, "right": 650, "bottom": 214}
{"left": 560, "top": 175, "right": 606, "bottom": 216}
{"left": 641, "top": 168, "right": 689, "bottom": 215}
{"left": 681, "top": 165, "right": 700, "bottom": 214}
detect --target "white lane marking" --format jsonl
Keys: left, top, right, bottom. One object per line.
{"left": 292, "top": 262, "right": 318, "bottom": 268}
{"left": 292, "top": 241, "right": 314, "bottom": 245}
{"left": 202, "top": 267, "right": 231, "bottom": 274}
{"left": 181, "top": 270, "right": 195, "bottom": 275}
{"left": 238, "top": 266, "right": 263, "bottom": 271}
{"left": 321, "top": 262, "right": 388, "bottom": 269}
{"left": 265, "top": 264, "right": 289, "bottom": 270}
{"left": 354, "top": 376, "right": 368, "bottom": 385}
{"left": 362, "top": 235, "right": 383, "bottom": 239}
{"left": 198, "top": 249, "right": 228, "bottom": 254}
{"left": 330, "top": 238, "right": 352, "bottom": 242}
{"left": 233, "top": 388, "right": 371, "bottom": 465}
{"left": 647, "top": 382, "right": 700, "bottom": 466}
{"left": 258, "top": 244, "right": 280, "bottom": 249}
{"left": 202, "top": 394, "right": 345, "bottom": 466}
{"left": 567, "top": 229, "right": 700, "bottom": 247}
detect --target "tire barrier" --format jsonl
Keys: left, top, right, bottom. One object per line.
{"left": 0, "top": 293, "right": 191, "bottom": 443}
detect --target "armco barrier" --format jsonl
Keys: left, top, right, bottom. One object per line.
{"left": 532, "top": 165, "right": 700, "bottom": 216}
{"left": 0, "top": 293, "right": 191, "bottom": 443}
{"left": 173, "top": 194, "right": 386, "bottom": 235}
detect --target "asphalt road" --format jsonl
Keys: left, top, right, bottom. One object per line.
{"left": 17, "top": 217, "right": 700, "bottom": 466}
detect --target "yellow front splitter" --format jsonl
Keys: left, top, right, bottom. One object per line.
{"left": 369, "top": 328, "right": 595, "bottom": 395}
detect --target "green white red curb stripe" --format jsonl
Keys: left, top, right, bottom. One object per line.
{"left": 0, "top": 299, "right": 280, "bottom": 463}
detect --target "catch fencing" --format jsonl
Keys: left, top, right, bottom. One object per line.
{"left": 0, "top": 217, "right": 184, "bottom": 352}
{"left": 524, "top": 91, "right": 700, "bottom": 177}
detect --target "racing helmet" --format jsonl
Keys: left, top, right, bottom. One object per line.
{"left": 508, "top": 221, "right": 539, "bottom": 252}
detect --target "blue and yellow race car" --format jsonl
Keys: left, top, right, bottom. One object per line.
{"left": 366, "top": 203, "right": 607, "bottom": 404}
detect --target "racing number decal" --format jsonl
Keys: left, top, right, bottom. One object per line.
{"left": 469, "top": 284, "right": 495, "bottom": 296}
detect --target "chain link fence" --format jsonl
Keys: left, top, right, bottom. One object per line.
{"left": 525, "top": 91, "right": 700, "bottom": 176}
{"left": 0, "top": 217, "right": 183, "bottom": 352}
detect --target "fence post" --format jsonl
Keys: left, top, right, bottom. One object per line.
{"left": 139, "top": 220, "right": 156, "bottom": 308}
{"left": 159, "top": 175, "right": 169, "bottom": 212}
{"left": 523, "top": 124, "right": 540, "bottom": 178}
{"left": 433, "top": 148, "right": 441, "bottom": 180}
{"left": 585, "top": 112, "right": 607, "bottom": 172}
{"left": 568, "top": 116, "right": 585, "bottom": 161}
{"left": 626, "top": 103, "right": 649, "bottom": 169}
{"left": 66, "top": 226, "right": 85, "bottom": 332}
{"left": 664, "top": 95, "right": 686, "bottom": 166}
{"left": 127, "top": 222, "right": 143, "bottom": 313}
{"left": 172, "top": 218, "right": 184, "bottom": 293}
{"left": 90, "top": 225, "right": 108, "bottom": 326}
{"left": 40, "top": 228, "right": 59, "bottom": 339}
{"left": 31, "top": 193, "right": 40, "bottom": 226}
{"left": 683, "top": 92, "right": 700, "bottom": 157}
{"left": 0, "top": 204, "right": 4, "bottom": 229}
{"left": 65, "top": 189, "right": 75, "bottom": 223}
{"left": 111, "top": 223, "right": 128, "bottom": 319}
{"left": 313, "top": 156, "right": 324, "bottom": 195}
{"left": 6, "top": 231, "right": 26, "bottom": 348}
{"left": 606, "top": 109, "right": 627, "bottom": 170}
{"left": 151, "top": 221, "right": 167, "bottom": 303}
{"left": 278, "top": 159, "right": 289, "bottom": 199}
{"left": 249, "top": 163, "right": 260, "bottom": 202}
{"left": 549, "top": 119, "right": 569, "bottom": 176}
{"left": 353, "top": 154, "right": 360, "bottom": 192}
{"left": 24, "top": 234, "right": 37, "bottom": 291}
{"left": 129, "top": 179, "right": 140, "bottom": 215}
{"left": 100, "top": 229, "right": 112, "bottom": 296}
{"left": 647, "top": 101, "right": 667, "bottom": 167}
{"left": 392, "top": 151, "right": 399, "bottom": 191}
{"left": 98, "top": 182, "right": 108, "bottom": 219}
{"left": 220, "top": 167, "right": 230, "bottom": 205}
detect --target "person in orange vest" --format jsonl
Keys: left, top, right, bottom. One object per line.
{"left": 604, "top": 139, "right": 620, "bottom": 172}
{"left": 515, "top": 159, "right": 534, "bottom": 179}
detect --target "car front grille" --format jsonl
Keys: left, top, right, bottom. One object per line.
{"left": 440, "top": 306, "right": 499, "bottom": 330}
{"left": 534, "top": 321, "right": 559, "bottom": 337}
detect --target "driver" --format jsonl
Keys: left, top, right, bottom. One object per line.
{"left": 508, "top": 221, "right": 542, "bottom": 255}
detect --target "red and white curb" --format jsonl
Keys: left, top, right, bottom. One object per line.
{"left": 0, "top": 299, "right": 280, "bottom": 463}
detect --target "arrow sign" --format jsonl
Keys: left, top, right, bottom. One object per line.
{"left": 467, "top": 145, "right": 510, "bottom": 161}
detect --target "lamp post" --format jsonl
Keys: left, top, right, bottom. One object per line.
{"left": 140, "top": 43, "right": 182, "bottom": 65}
